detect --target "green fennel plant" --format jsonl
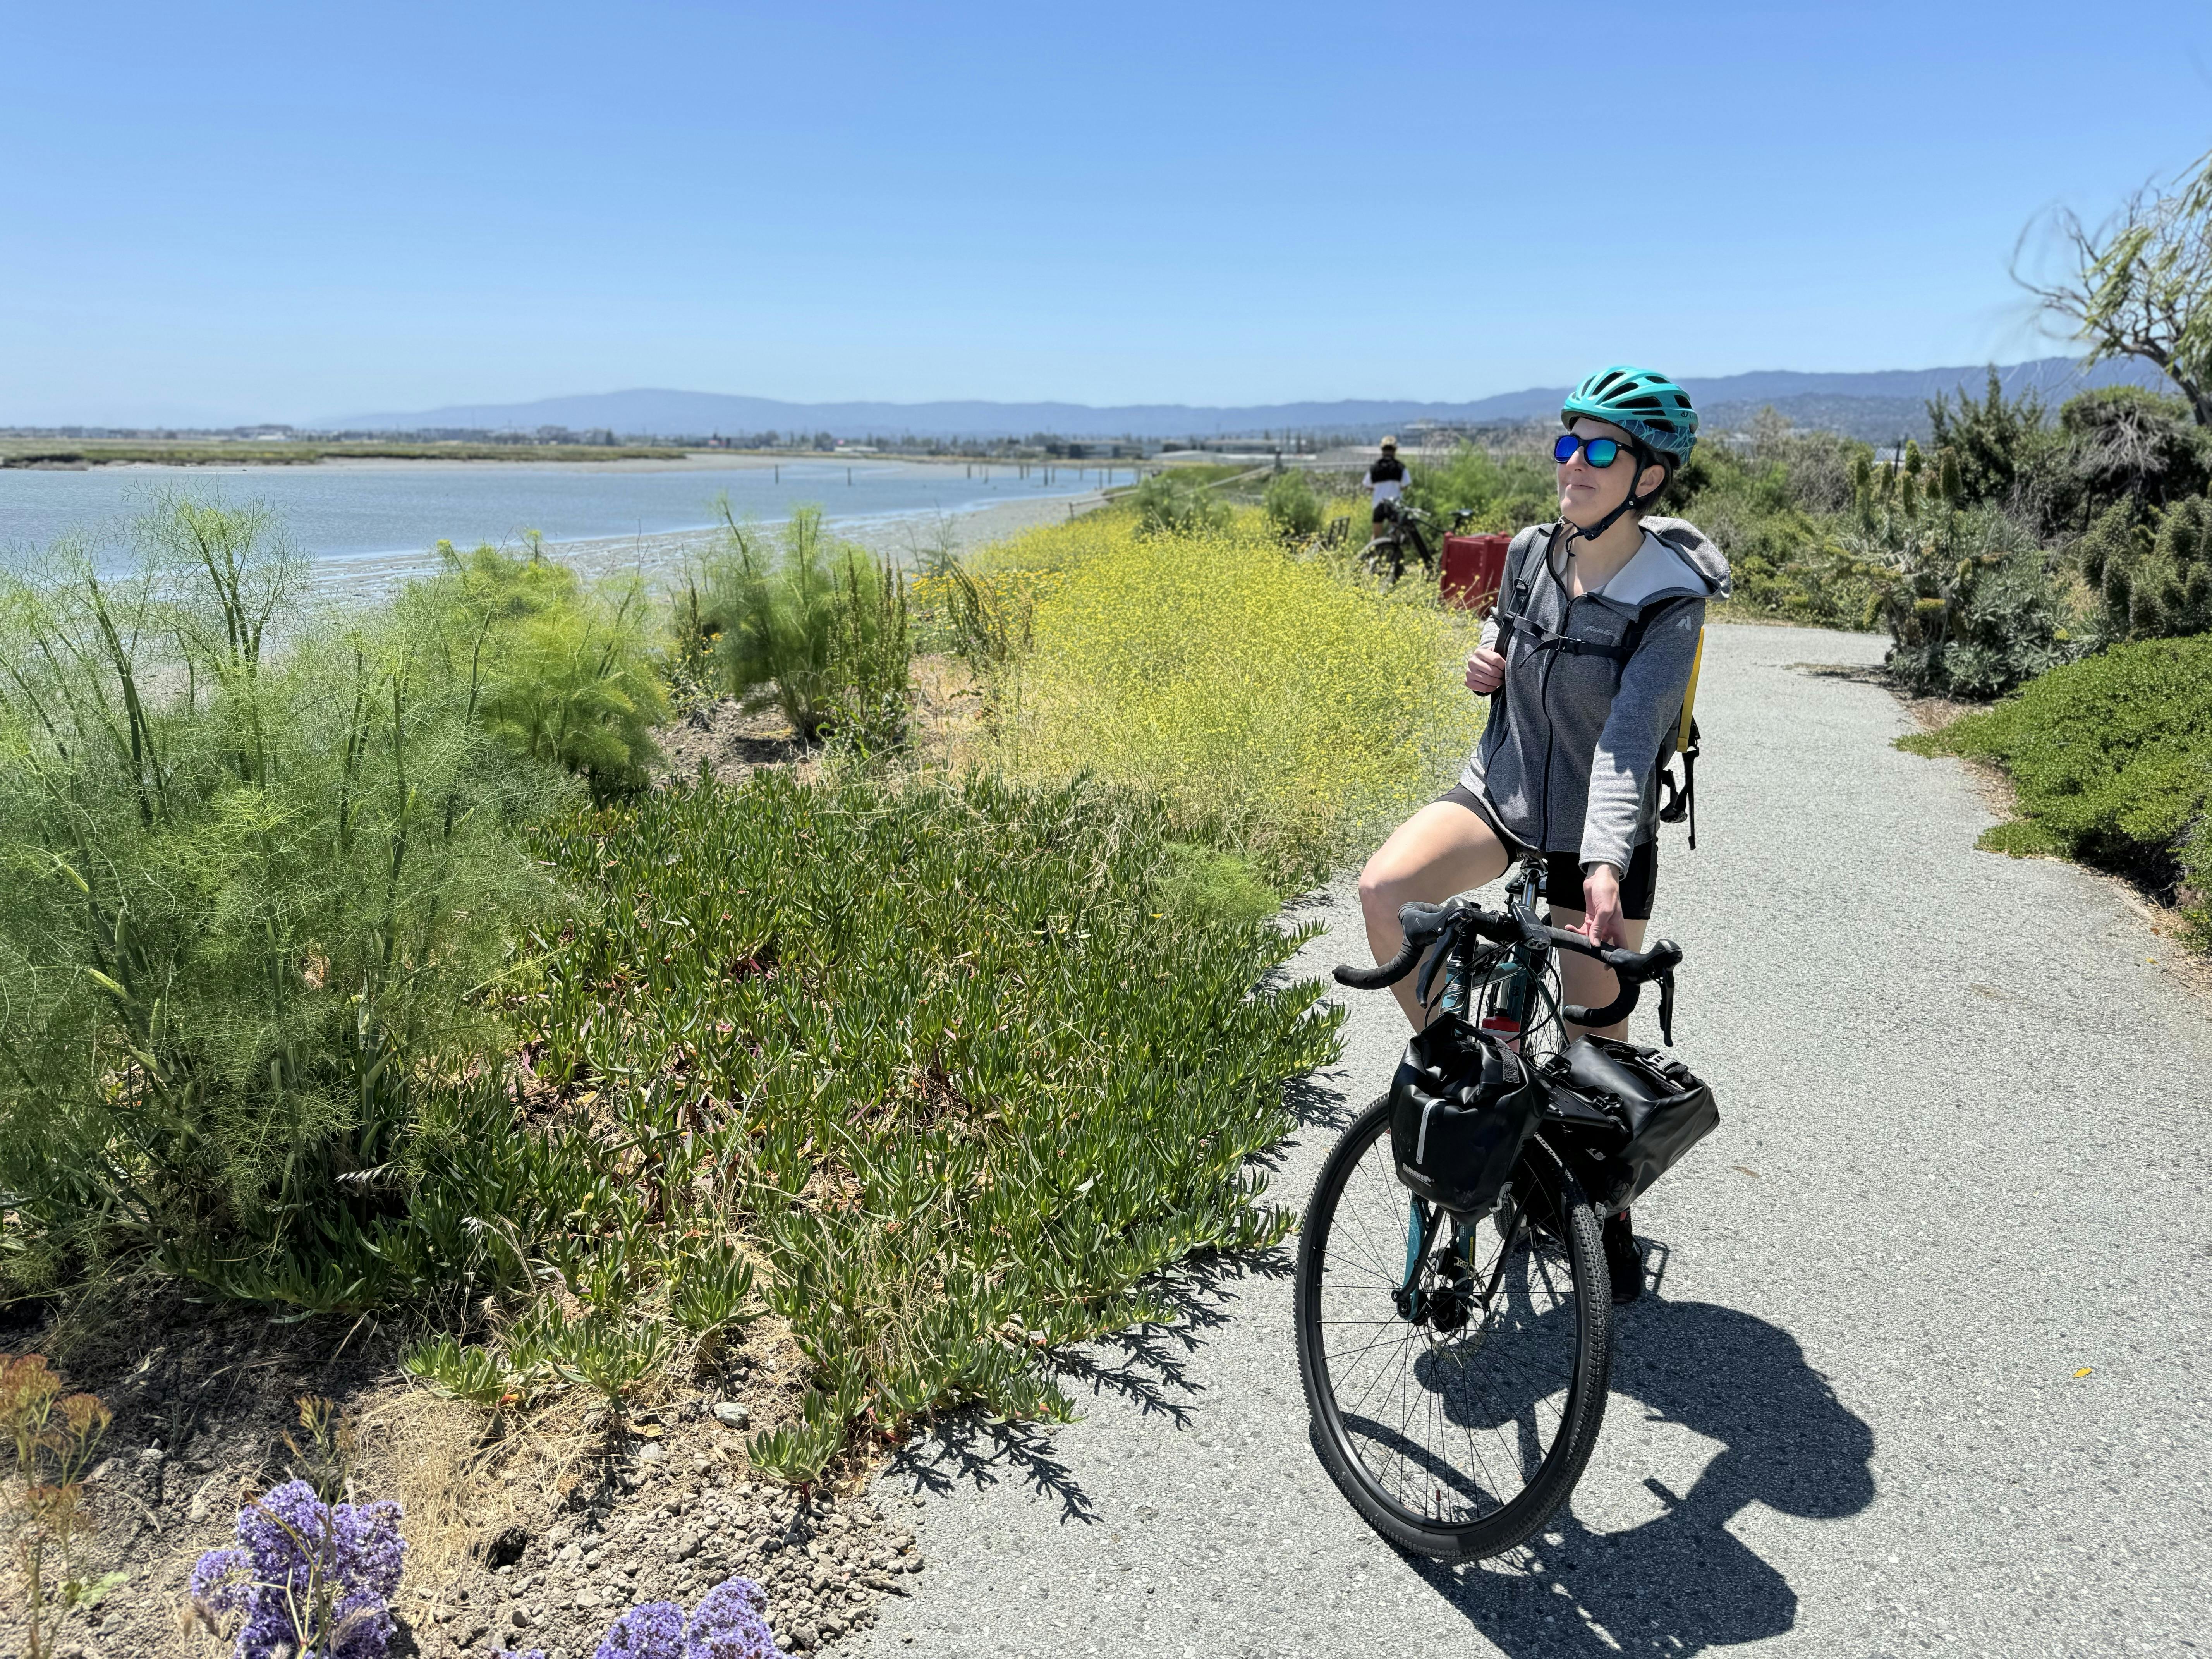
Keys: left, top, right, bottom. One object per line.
{"left": 703, "top": 503, "right": 909, "bottom": 741}
{"left": 0, "top": 502, "right": 570, "bottom": 1302}
{"left": 401, "top": 539, "right": 667, "bottom": 800}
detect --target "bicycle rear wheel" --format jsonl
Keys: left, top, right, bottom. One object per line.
{"left": 1295, "top": 1097, "right": 1611, "bottom": 1559}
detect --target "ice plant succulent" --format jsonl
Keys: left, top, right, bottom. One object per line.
{"left": 190, "top": 1480, "right": 405, "bottom": 1659}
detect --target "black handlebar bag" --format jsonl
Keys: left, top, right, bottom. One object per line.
{"left": 1541, "top": 1037, "right": 1719, "bottom": 1213}
{"left": 1388, "top": 1017, "right": 1546, "bottom": 1217}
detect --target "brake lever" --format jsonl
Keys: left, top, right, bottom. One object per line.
{"left": 1658, "top": 973, "right": 1675, "bottom": 1046}
{"left": 1413, "top": 929, "right": 1453, "bottom": 1012}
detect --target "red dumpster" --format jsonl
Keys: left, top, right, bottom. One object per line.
{"left": 1441, "top": 533, "right": 1511, "bottom": 612}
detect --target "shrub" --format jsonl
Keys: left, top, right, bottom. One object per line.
{"left": 1743, "top": 407, "right": 1868, "bottom": 515}
{"left": 1636, "top": 424, "right": 1894, "bottom": 628}
{"left": 1901, "top": 634, "right": 2212, "bottom": 946}
{"left": 1835, "top": 447, "right": 2078, "bottom": 697}
{"left": 0, "top": 503, "right": 570, "bottom": 1301}
{"left": 189, "top": 1480, "right": 406, "bottom": 1659}
{"left": 1666, "top": 443, "right": 1875, "bottom": 627}
{"left": 986, "top": 510, "right": 1479, "bottom": 886}
{"left": 1405, "top": 445, "right": 1554, "bottom": 532}
{"left": 1261, "top": 468, "right": 1323, "bottom": 538}
{"left": 702, "top": 505, "right": 911, "bottom": 741}
{"left": 2078, "top": 494, "right": 2212, "bottom": 642}
{"left": 504, "top": 771, "right": 1340, "bottom": 1480}
{"left": 403, "top": 541, "right": 667, "bottom": 800}
{"left": 1130, "top": 469, "right": 1231, "bottom": 536}
{"left": 1927, "top": 369, "right": 2056, "bottom": 512}
{"left": 2048, "top": 386, "right": 2211, "bottom": 532}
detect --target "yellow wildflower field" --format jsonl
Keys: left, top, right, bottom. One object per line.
{"left": 979, "top": 509, "right": 1483, "bottom": 886}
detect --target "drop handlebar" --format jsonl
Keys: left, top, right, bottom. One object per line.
{"left": 1333, "top": 898, "right": 1683, "bottom": 1038}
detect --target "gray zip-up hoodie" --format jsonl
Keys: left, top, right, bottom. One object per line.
{"left": 1458, "top": 516, "right": 1730, "bottom": 875}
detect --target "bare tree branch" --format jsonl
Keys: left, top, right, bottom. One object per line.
{"left": 2015, "top": 147, "right": 2212, "bottom": 424}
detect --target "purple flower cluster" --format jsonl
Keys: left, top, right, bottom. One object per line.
{"left": 190, "top": 1548, "right": 253, "bottom": 1618}
{"left": 685, "top": 1576, "right": 775, "bottom": 1659}
{"left": 190, "top": 1480, "right": 407, "bottom": 1659}
{"left": 540, "top": 1578, "right": 773, "bottom": 1659}
{"left": 595, "top": 1601, "right": 687, "bottom": 1659}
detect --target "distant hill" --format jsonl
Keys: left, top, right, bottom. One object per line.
{"left": 323, "top": 357, "right": 2169, "bottom": 443}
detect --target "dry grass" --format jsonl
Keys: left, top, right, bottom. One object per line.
{"left": 358, "top": 1386, "right": 532, "bottom": 1600}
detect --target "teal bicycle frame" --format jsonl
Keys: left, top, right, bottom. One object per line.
{"left": 1393, "top": 854, "right": 1560, "bottom": 1328}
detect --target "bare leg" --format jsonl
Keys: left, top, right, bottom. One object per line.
{"left": 1544, "top": 907, "right": 1651, "bottom": 1043}
{"left": 1357, "top": 801, "right": 1512, "bottom": 1029}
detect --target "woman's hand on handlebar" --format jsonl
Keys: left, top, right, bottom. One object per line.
{"left": 1577, "top": 864, "right": 1627, "bottom": 947}
{"left": 1464, "top": 647, "right": 1506, "bottom": 696}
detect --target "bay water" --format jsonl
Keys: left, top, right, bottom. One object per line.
{"left": 0, "top": 455, "right": 1109, "bottom": 578}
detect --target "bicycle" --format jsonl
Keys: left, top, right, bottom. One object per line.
{"left": 1292, "top": 853, "right": 1688, "bottom": 1560}
{"left": 1360, "top": 503, "right": 1472, "bottom": 588}
{"left": 1296, "top": 514, "right": 1353, "bottom": 558}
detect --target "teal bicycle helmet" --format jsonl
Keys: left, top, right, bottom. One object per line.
{"left": 1555, "top": 364, "right": 1699, "bottom": 545}
{"left": 1561, "top": 365, "right": 1699, "bottom": 465}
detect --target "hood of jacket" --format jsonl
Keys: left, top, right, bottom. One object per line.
{"left": 1603, "top": 515, "right": 1731, "bottom": 605}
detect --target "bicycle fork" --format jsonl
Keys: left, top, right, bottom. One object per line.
{"left": 1397, "top": 1196, "right": 1521, "bottom": 1327}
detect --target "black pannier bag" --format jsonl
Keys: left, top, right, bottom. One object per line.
{"left": 1539, "top": 1036, "right": 1719, "bottom": 1213}
{"left": 1388, "top": 1017, "right": 1547, "bottom": 1216}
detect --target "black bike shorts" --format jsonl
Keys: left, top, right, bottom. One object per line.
{"left": 1436, "top": 782, "right": 1658, "bottom": 921}
{"left": 1372, "top": 501, "right": 1397, "bottom": 524}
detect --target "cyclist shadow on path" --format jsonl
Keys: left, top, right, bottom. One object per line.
{"left": 1406, "top": 1294, "right": 1876, "bottom": 1658}
{"left": 885, "top": 1248, "right": 1289, "bottom": 1526}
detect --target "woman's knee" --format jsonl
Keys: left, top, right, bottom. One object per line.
{"left": 1357, "top": 853, "right": 1408, "bottom": 922}
{"left": 1362, "top": 801, "right": 1502, "bottom": 922}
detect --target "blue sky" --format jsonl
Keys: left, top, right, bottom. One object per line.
{"left": 5, "top": 1, "right": 2210, "bottom": 425}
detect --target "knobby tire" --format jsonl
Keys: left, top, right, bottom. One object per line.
{"left": 1294, "top": 1096, "right": 1613, "bottom": 1560}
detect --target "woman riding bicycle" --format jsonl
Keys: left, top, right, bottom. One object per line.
{"left": 1354, "top": 365, "right": 1729, "bottom": 1300}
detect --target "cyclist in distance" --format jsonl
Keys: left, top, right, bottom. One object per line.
{"left": 1363, "top": 434, "right": 1408, "bottom": 533}
{"left": 1353, "top": 366, "right": 1729, "bottom": 1300}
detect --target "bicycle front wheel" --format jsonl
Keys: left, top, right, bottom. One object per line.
{"left": 1294, "top": 1097, "right": 1612, "bottom": 1559}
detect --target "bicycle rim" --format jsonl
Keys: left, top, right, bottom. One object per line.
{"left": 1296, "top": 1100, "right": 1612, "bottom": 1559}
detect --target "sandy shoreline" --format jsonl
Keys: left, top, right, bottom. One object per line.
{"left": 304, "top": 487, "right": 1109, "bottom": 600}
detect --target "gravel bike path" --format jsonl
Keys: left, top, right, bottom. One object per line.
{"left": 856, "top": 622, "right": 2212, "bottom": 1659}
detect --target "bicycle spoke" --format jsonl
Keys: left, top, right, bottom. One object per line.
{"left": 1308, "top": 1113, "right": 1594, "bottom": 1534}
